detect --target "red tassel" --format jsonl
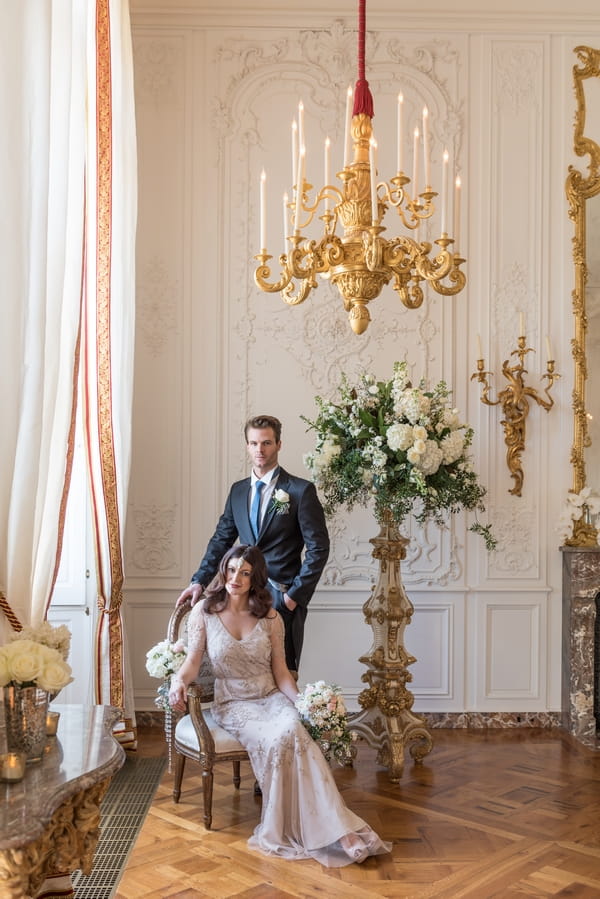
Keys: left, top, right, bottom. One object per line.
{"left": 353, "top": 79, "right": 374, "bottom": 119}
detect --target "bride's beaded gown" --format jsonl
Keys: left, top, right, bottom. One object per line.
{"left": 188, "top": 604, "right": 392, "bottom": 867}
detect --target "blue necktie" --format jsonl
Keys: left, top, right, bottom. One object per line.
{"left": 250, "top": 480, "right": 265, "bottom": 538}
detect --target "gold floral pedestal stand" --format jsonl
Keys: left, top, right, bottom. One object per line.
{"left": 349, "top": 511, "right": 433, "bottom": 782}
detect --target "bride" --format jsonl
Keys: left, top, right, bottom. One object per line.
{"left": 169, "top": 543, "right": 392, "bottom": 867}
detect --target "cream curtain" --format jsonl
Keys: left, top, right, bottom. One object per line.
{"left": 0, "top": 2, "right": 87, "bottom": 638}
{"left": 0, "top": 0, "right": 137, "bottom": 743}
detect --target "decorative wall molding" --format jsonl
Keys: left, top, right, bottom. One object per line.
{"left": 128, "top": 504, "right": 178, "bottom": 574}
{"left": 136, "top": 257, "right": 178, "bottom": 356}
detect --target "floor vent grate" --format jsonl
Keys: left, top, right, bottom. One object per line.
{"left": 72, "top": 755, "right": 166, "bottom": 898}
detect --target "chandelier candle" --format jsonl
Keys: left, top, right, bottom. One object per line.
{"left": 441, "top": 149, "right": 449, "bottom": 235}
{"left": 253, "top": 0, "right": 467, "bottom": 333}
{"left": 422, "top": 107, "right": 430, "bottom": 187}
{"left": 397, "top": 93, "right": 404, "bottom": 173}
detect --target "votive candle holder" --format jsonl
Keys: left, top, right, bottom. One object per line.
{"left": 45, "top": 710, "right": 61, "bottom": 737}
{"left": 0, "top": 752, "right": 27, "bottom": 783}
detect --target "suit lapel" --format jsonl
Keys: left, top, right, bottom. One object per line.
{"left": 258, "top": 469, "right": 290, "bottom": 538}
{"left": 233, "top": 477, "right": 253, "bottom": 541}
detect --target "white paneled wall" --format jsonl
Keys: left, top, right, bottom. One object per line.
{"left": 125, "top": 2, "right": 600, "bottom": 716}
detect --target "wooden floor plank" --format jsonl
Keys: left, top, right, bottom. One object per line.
{"left": 114, "top": 727, "right": 600, "bottom": 898}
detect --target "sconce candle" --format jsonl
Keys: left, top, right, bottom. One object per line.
{"left": 0, "top": 752, "right": 26, "bottom": 783}
{"left": 477, "top": 334, "right": 483, "bottom": 361}
{"left": 546, "top": 335, "right": 553, "bottom": 360}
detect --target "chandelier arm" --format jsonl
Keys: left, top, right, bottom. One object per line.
{"left": 282, "top": 277, "right": 316, "bottom": 306}
{"left": 429, "top": 267, "right": 467, "bottom": 296}
{"left": 392, "top": 279, "right": 424, "bottom": 309}
{"left": 414, "top": 247, "right": 454, "bottom": 281}
{"left": 254, "top": 257, "right": 295, "bottom": 294}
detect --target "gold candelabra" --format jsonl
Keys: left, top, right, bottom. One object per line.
{"left": 253, "top": 0, "right": 466, "bottom": 334}
{"left": 471, "top": 333, "right": 560, "bottom": 497}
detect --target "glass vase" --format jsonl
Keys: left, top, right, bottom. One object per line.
{"left": 3, "top": 685, "right": 50, "bottom": 763}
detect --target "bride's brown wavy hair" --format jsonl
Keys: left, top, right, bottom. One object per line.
{"left": 203, "top": 544, "right": 273, "bottom": 618}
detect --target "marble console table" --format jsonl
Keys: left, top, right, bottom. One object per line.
{"left": 0, "top": 704, "right": 125, "bottom": 898}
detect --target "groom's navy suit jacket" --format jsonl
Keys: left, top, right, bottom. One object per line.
{"left": 191, "top": 468, "right": 329, "bottom": 610}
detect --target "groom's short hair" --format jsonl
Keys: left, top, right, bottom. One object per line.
{"left": 244, "top": 415, "right": 282, "bottom": 442}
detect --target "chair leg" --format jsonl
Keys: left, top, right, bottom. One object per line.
{"left": 201, "top": 768, "right": 214, "bottom": 830}
{"left": 172, "top": 752, "right": 186, "bottom": 803}
{"left": 232, "top": 760, "right": 241, "bottom": 789}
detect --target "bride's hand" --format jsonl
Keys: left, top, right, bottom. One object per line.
{"left": 169, "top": 677, "right": 187, "bottom": 711}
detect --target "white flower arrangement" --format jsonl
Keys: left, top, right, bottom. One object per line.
{"left": 0, "top": 622, "right": 73, "bottom": 693}
{"left": 146, "top": 639, "right": 187, "bottom": 710}
{"left": 271, "top": 488, "right": 290, "bottom": 515}
{"left": 556, "top": 487, "right": 600, "bottom": 544}
{"left": 11, "top": 621, "right": 71, "bottom": 660}
{"left": 302, "top": 361, "right": 496, "bottom": 549}
{"left": 295, "top": 680, "right": 356, "bottom": 765}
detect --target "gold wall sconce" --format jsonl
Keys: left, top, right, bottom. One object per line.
{"left": 471, "top": 327, "right": 560, "bottom": 497}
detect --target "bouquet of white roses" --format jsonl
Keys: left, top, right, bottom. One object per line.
{"left": 146, "top": 639, "right": 187, "bottom": 710}
{"left": 295, "top": 680, "right": 356, "bottom": 765}
{"left": 303, "top": 361, "right": 495, "bottom": 549}
{"left": 0, "top": 622, "right": 73, "bottom": 693}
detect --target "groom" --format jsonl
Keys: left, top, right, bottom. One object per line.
{"left": 175, "top": 414, "right": 330, "bottom": 674}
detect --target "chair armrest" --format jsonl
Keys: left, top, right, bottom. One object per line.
{"left": 186, "top": 685, "right": 216, "bottom": 757}
{"left": 187, "top": 680, "right": 214, "bottom": 703}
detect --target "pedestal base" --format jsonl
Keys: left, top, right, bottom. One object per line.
{"left": 350, "top": 706, "right": 432, "bottom": 783}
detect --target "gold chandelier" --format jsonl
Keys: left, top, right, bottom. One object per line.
{"left": 254, "top": 0, "right": 466, "bottom": 334}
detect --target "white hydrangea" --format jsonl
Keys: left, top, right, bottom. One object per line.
{"left": 414, "top": 440, "right": 443, "bottom": 476}
{"left": 313, "top": 438, "right": 341, "bottom": 471}
{"left": 442, "top": 408, "right": 461, "bottom": 430}
{"left": 394, "top": 390, "right": 431, "bottom": 424}
{"left": 386, "top": 422, "right": 414, "bottom": 451}
{"left": 441, "top": 430, "right": 465, "bottom": 464}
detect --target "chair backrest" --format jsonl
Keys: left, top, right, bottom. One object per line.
{"left": 166, "top": 597, "right": 215, "bottom": 697}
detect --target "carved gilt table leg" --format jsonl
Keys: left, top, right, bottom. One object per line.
{"left": 0, "top": 778, "right": 110, "bottom": 898}
{"left": 349, "top": 511, "right": 433, "bottom": 782}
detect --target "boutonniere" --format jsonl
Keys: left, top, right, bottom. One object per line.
{"left": 271, "top": 488, "right": 290, "bottom": 515}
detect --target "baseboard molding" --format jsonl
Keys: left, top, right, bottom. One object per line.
{"left": 136, "top": 709, "right": 563, "bottom": 731}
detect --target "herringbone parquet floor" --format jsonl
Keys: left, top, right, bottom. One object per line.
{"left": 115, "top": 727, "right": 600, "bottom": 898}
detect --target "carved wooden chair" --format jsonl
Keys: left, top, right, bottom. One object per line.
{"left": 166, "top": 598, "right": 250, "bottom": 830}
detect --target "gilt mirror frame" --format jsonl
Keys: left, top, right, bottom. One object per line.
{"left": 565, "top": 46, "right": 600, "bottom": 546}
